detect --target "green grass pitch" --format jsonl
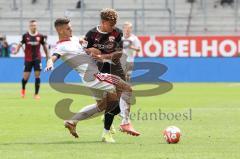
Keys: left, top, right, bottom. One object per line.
{"left": 0, "top": 83, "right": 239, "bottom": 159}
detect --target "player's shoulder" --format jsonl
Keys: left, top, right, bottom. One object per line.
{"left": 114, "top": 27, "right": 123, "bottom": 34}
{"left": 86, "top": 27, "right": 98, "bottom": 34}
{"left": 133, "top": 34, "right": 139, "bottom": 38}
{"left": 37, "top": 33, "right": 45, "bottom": 37}
{"left": 53, "top": 40, "right": 67, "bottom": 53}
{"left": 22, "top": 32, "right": 29, "bottom": 37}
{"left": 129, "top": 34, "right": 139, "bottom": 41}
{"left": 111, "top": 27, "right": 123, "bottom": 39}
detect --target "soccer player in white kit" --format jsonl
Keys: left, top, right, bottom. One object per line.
{"left": 121, "top": 21, "right": 141, "bottom": 82}
{"left": 45, "top": 17, "right": 132, "bottom": 143}
{"left": 119, "top": 21, "right": 141, "bottom": 128}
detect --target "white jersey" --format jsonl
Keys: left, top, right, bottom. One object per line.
{"left": 52, "top": 37, "right": 99, "bottom": 82}
{"left": 122, "top": 34, "right": 141, "bottom": 63}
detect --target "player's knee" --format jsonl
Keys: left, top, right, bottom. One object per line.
{"left": 111, "top": 104, "right": 120, "bottom": 115}
{"left": 23, "top": 77, "right": 29, "bottom": 81}
{"left": 106, "top": 101, "right": 120, "bottom": 115}
{"left": 96, "top": 99, "right": 107, "bottom": 111}
{"left": 107, "top": 92, "right": 118, "bottom": 101}
{"left": 97, "top": 103, "right": 107, "bottom": 111}
{"left": 126, "top": 85, "right": 132, "bottom": 92}
{"left": 35, "top": 74, "right": 40, "bottom": 78}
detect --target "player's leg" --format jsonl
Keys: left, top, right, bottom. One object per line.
{"left": 102, "top": 93, "right": 119, "bottom": 143}
{"left": 111, "top": 75, "right": 140, "bottom": 136}
{"left": 113, "top": 62, "right": 140, "bottom": 136}
{"left": 125, "top": 61, "right": 134, "bottom": 82}
{"left": 64, "top": 98, "right": 107, "bottom": 138}
{"left": 63, "top": 79, "right": 117, "bottom": 138}
{"left": 95, "top": 73, "right": 140, "bottom": 136}
{"left": 21, "top": 61, "right": 32, "bottom": 98}
{"left": 34, "top": 71, "right": 41, "bottom": 99}
{"left": 119, "top": 91, "right": 140, "bottom": 136}
{"left": 120, "top": 61, "right": 133, "bottom": 120}
{"left": 33, "top": 60, "right": 42, "bottom": 99}
{"left": 67, "top": 98, "right": 107, "bottom": 125}
{"left": 119, "top": 62, "right": 133, "bottom": 123}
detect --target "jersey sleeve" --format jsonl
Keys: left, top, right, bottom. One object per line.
{"left": 84, "top": 30, "right": 94, "bottom": 48}
{"left": 20, "top": 34, "right": 26, "bottom": 45}
{"left": 51, "top": 45, "right": 65, "bottom": 58}
{"left": 116, "top": 30, "right": 123, "bottom": 50}
{"left": 133, "top": 36, "right": 141, "bottom": 49}
{"left": 40, "top": 35, "right": 47, "bottom": 45}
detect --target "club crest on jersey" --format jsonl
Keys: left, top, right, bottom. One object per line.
{"left": 36, "top": 37, "right": 41, "bottom": 41}
{"left": 109, "top": 36, "right": 115, "bottom": 42}
{"left": 95, "top": 38, "right": 100, "bottom": 42}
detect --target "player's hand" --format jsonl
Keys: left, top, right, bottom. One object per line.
{"left": 12, "top": 50, "right": 18, "bottom": 55}
{"left": 79, "top": 38, "right": 88, "bottom": 48}
{"left": 129, "top": 45, "right": 140, "bottom": 52}
{"left": 129, "top": 45, "right": 135, "bottom": 50}
{"left": 85, "top": 48, "right": 101, "bottom": 56}
{"left": 44, "top": 59, "right": 54, "bottom": 72}
{"left": 91, "top": 54, "right": 104, "bottom": 62}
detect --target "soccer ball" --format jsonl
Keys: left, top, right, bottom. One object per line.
{"left": 163, "top": 126, "right": 181, "bottom": 144}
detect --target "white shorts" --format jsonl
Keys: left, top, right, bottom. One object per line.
{"left": 83, "top": 73, "right": 121, "bottom": 100}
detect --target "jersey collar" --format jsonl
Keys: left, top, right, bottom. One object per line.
{"left": 28, "top": 31, "right": 39, "bottom": 36}
{"left": 57, "top": 38, "right": 71, "bottom": 44}
{"left": 96, "top": 25, "right": 108, "bottom": 34}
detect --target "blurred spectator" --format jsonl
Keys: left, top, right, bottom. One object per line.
{"left": 187, "top": 0, "right": 196, "bottom": 3}
{"left": 0, "top": 35, "right": 10, "bottom": 57}
{"left": 13, "top": 0, "right": 18, "bottom": 10}
{"left": 32, "top": 0, "right": 37, "bottom": 4}
{"left": 76, "top": 0, "right": 82, "bottom": 9}
{"left": 220, "top": 0, "right": 234, "bottom": 6}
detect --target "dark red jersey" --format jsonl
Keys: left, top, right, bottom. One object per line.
{"left": 85, "top": 26, "right": 123, "bottom": 54}
{"left": 85, "top": 26, "right": 125, "bottom": 80}
{"left": 20, "top": 32, "right": 46, "bottom": 62}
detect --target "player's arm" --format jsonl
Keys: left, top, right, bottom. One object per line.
{"left": 92, "top": 30, "right": 123, "bottom": 61}
{"left": 45, "top": 53, "right": 60, "bottom": 71}
{"left": 12, "top": 34, "right": 25, "bottom": 54}
{"left": 84, "top": 30, "right": 94, "bottom": 48}
{"left": 100, "top": 30, "right": 124, "bottom": 61}
{"left": 12, "top": 44, "right": 22, "bottom": 54}
{"left": 86, "top": 47, "right": 122, "bottom": 62}
{"left": 43, "top": 44, "right": 50, "bottom": 60}
{"left": 100, "top": 50, "right": 122, "bottom": 60}
{"left": 129, "top": 45, "right": 140, "bottom": 52}
{"left": 41, "top": 36, "right": 50, "bottom": 60}
{"left": 130, "top": 36, "right": 141, "bottom": 52}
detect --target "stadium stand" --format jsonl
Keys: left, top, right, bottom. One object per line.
{"left": 0, "top": 0, "right": 239, "bottom": 35}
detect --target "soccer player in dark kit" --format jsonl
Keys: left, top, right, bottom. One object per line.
{"left": 84, "top": 8, "right": 140, "bottom": 142}
{"left": 13, "top": 20, "right": 49, "bottom": 99}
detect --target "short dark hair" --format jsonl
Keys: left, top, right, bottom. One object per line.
{"left": 29, "top": 19, "right": 37, "bottom": 23}
{"left": 100, "top": 8, "right": 118, "bottom": 26}
{"left": 54, "top": 17, "right": 70, "bottom": 28}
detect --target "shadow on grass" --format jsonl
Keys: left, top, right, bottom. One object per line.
{"left": 0, "top": 140, "right": 102, "bottom": 145}
{"left": 0, "top": 140, "right": 137, "bottom": 145}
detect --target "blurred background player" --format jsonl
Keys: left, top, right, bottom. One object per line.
{"left": 0, "top": 34, "right": 10, "bottom": 58}
{"left": 84, "top": 8, "right": 140, "bottom": 140}
{"left": 119, "top": 21, "right": 141, "bottom": 128}
{"left": 13, "top": 20, "right": 49, "bottom": 99}
{"left": 121, "top": 21, "right": 141, "bottom": 82}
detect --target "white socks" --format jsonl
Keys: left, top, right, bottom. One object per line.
{"left": 120, "top": 92, "right": 131, "bottom": 125}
